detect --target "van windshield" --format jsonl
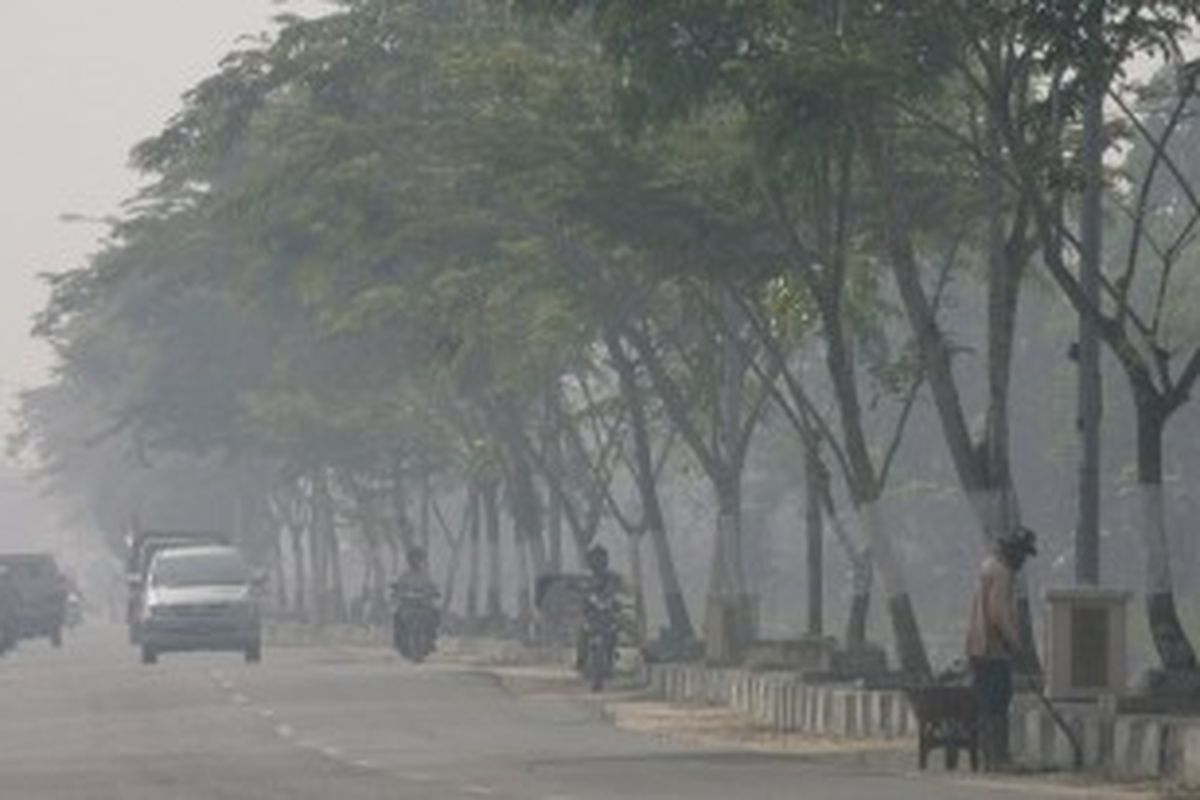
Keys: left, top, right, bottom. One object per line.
{"left": 151, "top": 552, "right": 250, "bottom": 588}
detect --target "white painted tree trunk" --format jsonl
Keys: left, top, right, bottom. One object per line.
{"left": 854, "top": 500, "right": 930, "bottom": 678}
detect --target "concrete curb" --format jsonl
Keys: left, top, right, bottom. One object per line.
{"left": 647, "top": 663, "right": 1200, "bottom": 786}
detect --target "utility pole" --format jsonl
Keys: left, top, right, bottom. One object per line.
{"left": 1076, "top": 0, "right": 1104, "bottom": 586}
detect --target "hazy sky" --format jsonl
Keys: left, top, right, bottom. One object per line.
{"left": 0, "top": 2, "right": 321, "bottom": 441}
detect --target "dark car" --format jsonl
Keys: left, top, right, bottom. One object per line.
{"left": 0, "top": 554, "right": 68, "bottom": 647}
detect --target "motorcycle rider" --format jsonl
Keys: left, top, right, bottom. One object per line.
{"left": 391, "top": 546, "right": 440, "bottom": 656}
{"left": 576, "top": 544, "right": 622, "bottom": 672}
{"left": 584, "top": 544, "right": 622, "bottom": 602}
{"left": 393, "top": 546, "right": 439, "bottom": 601}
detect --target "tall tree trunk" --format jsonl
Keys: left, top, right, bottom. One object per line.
{"left": 805, "top": 441, "right": 824, "bottom": 638}
{"left": 844, "top": 558, "right": 873, "bottom": 647}
{"left": 1076, "top": 14, "right": 1104, "bottom": 585}
{"left": 419, "top": 469, "right": 432, "bottom": 552}
{"left": 826, "top": 290, "right": 928, "bottom": 674}
{"left": 504, "top": 450, "right": 548, "bottom": 579}
{"left": 290, "top": 524, "right": 307, "bottom": 620}
{"left": 466, "top": 487, "right": 481, "bottom": 621}
{"left": 705, "top": 292, "right": 754, "bottom": 664}
{"left": 620, "top": 301, "right": 756, "bottom": 663}
{"left": 818, "top": 480, "right": 873, "bottom": 647}
{"left": 515, "top": 516, "right": 533, "bottom": 635}
{"left": 312, "top": 470, "right": 345, "bottom": 624}
{"left": 705, "top": 474, "right": 751, "bottom": 664}
{"left": 390, "top": 464, "right": 416, "bottom": 552}
{"left": 545, "top": 398, "right": 565, "bottom": 573}
{"left": 981, "top": 102, "right": 1041, "bottom": 670}
{"left": 865, "top": 112, "right": 1052, "bottom": 679}
{"left": 441, "top": 528, "right": 466, "bottom": 615}
{"left": 856, "top": 501, "right": 931, "bottom": 678}
{"left": 369, "top": 547, "right": 388, "bottom": 626}
{"left": 628, "top": 533, "right": 647, "bottom": 642}
{"left": 1136, "top": 390, "right": 1197, "bottom": 672}
{"left": 606, "top": 331, "right": 695, "bottom": 641}
{"left": 489, "top": 397, "right": 550, "bottom": 580}
{"left": 350, "top": 479, "right": 388, "bottom": 626}
{"left": 308, "top": 526, "right": 326, "bottom": 625}
{"left": 307, "top": 477, "right": 328, "bottom": 626}
{"left": 326, "top": 525, "right": 347, "bottom": 625}
{"left": 482, "top": 479, "right": 503, "bottom": 624}
{"left": 271, "top": 528, "right": 288, "bottom": 615}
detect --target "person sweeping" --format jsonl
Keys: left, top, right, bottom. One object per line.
{"left": 965, "top": 526, "right": 1037, "bottom": 770}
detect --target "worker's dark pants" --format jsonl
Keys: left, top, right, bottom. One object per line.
{"left": 971, "top": 657, "right": 1013, "bottom": 769}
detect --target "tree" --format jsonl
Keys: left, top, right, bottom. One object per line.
{"left": 932, "top": 0, "right": 1200, "bottom": 676}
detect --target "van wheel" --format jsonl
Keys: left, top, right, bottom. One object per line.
{"left": 244, "top": 642, "right": 261, "bottom": 664}
{"left": 49, "top": 627, "right": 62, "bottom": 648}
{"left": 141, "top": 645, "right": 158, "bottom": 665}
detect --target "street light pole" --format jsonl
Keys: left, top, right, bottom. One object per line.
{"left": 1076, "top": 0, "right": 1104, "bottom": 587}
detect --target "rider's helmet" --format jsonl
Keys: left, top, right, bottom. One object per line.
{"left": 585, "top": 545, "right": 609, "bottom": 575}
{"left": 406, "top": 546, "right": 428, "bottom": 569}
{"left": 996, "top": 526, "right": 1037, "bottom": 567}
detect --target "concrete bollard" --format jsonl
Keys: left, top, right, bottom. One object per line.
{"left": 769, "top": 682, "right": 784, "bottom": 731}
{"left": 736, "top": 675, "right": 752, "bottom": 715}
{"left": 805, "top": 687, "right": 821, "bottom": 733}
{"left": 821, "top": 687, "right": 835, "bottom": 734}
{"left": 873, "top": 692, "right": 897, "bottom": 739}
{"left": 716, "top": 670, "right": 734, "bottom": 706}
{"left": 1138, "top": 720, "right": 1164, "bottom": 779}
{"left": 857, "top": 691, "right": 873, "bottom": 738}
{"left": 1009, "top": 705, "right": 1028, "bottom": 762}
{"left": 1179, "top": 723, "right": 1200, "bottom": 787}
{"left": 1020, "top": 707, "right": 1052, "bottom": 768}
{"left": 825, "top": 689, "right": 842, "bottom": 736}
{"left": 794, "top": 684, "right": 809, "bottom": 732}
{"left": 1112, "top": 717, "right": 1136, "bottom": 778}
{"left": 783, "top": 682, "right": 799, "bottom": 731}
{"left": 828, "top": 690, "right": 855, "bottom": 737}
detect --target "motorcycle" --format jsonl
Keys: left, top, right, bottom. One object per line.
{"left": 391, "top": 588, "right": 438, "bottom": 663}
{"left": 580, "top": 588, "right": 619, "bottom": 692}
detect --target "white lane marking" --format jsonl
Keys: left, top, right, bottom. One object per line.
{"left": 462, "top": 785, "right": 495, "bottom": 796}
{"left": 274, "top": 724, "right": 295, "bottom": 739}
{"left": 320, "top": 746, "right": 345, "bottom": 760}
{"left": 352, "top": 760, "right": 376, "bottom": 770}
{"left": 258, "top": 708, "right": 276, "bottom": 720}
{"left": 398, "top": 771, "right": 434, "bottom": 782}
{"left": 209, "top": 670, "right": 234, "bottom": 690}
{"left": 232, "top": 692, "right": 249, "bottom": 705}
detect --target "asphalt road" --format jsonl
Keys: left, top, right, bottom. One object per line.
{"left": 0, "top": 625, "right": 1107, "bottom": 799}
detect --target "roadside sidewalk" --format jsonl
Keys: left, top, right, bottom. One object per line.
{"left": 267, "top": 627, "right": 1174, "bottom": 798}
{"left": 454, "top": 649, "right": 1166, "bottom": 800}
{"left": 598, "top": 694, "right": 1162, "bottom": 799}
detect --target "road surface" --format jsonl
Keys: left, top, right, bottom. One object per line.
{"left": 0, "top": 625, "right": 1110, "bottom": 799}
